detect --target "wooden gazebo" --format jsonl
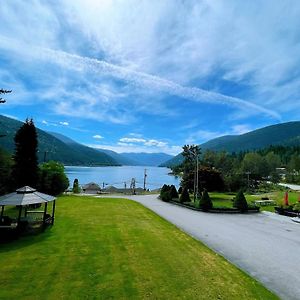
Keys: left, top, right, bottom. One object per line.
{"left": 0, "top": 186, "right": 56, "bottom": 230}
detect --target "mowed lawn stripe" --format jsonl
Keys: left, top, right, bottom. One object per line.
{"left": 0, "top": 196, "right": 278, "bottom": 299}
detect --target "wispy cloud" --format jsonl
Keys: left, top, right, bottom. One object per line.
{"left": 0, "top": 35, "right": 280, "bottom": 120}
{"left": 87, "top": 143, "right": 181, "bottom": 155}
{"left": 1, "top": 0, "right": 300, "bottom": 153}
{"left": 231, "top": 124, "right": 252, "bottom": 135}
{"left": 119, "top": 137, "right": 146, "bottom": 143}
{"left": 93, "top": 134, "right": 104, "bottom": 140}
{"left": 59, "top": 121, "right": 69, "bottom": 126}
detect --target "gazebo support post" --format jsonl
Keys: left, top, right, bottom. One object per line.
{"left": 51, "top": 200, "right": 56, "bottom": 225}
{"left": 0, "top": 205, "right": 4, "bottom": 219}
{"left": 43, "top": 202, "right": 48, "bottom": 226}
{"left": 17, "top": 206, "right": 22, "bottom": 225}
{"left": 25, "top": 206, "right": 28, "bottom": 217}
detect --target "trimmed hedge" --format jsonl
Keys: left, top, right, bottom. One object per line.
{"left": 180, "top": 187, "right": 190, "bottom": 203}
{"left": 199, "top": 189, "right": 213, "bottom": 211}
{"left": 233, "top": 190, "right": 248, "bottom": 212}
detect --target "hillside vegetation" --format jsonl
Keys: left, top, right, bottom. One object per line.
{"left": 0, "top": 115, "right": 118, "bottom": 166}
{"left": 162, "top": 121, "right": 300, "bottom": 167}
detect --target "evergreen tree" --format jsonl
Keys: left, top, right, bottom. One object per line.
{"left": 0, "top": 148, "right": 13, "bottom": 195}
{"left": 233, "top": 190, "right": 248, "bottom": 212}
{"left": 178, "top": 186, "right": 183, "bottom": 194}
{"left": 179, "top": 187, "right": 190, "bottom": 203}
{"left": 160, "top": 184, "right": 171, "bottom": 202}
{"left": 199, "top": 189, "right": 213, "bottom": 211}
{"left": 12, "top": 119, "right": 39, "bottom": 188}
{"left": 72, "top": 178, "right": 81, "bottom": 193}
{"left": 170, "top": 185, "right": 179, "bottom": 199}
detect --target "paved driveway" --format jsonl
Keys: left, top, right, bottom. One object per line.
{"left": 98, "top": 194, "right": 300, "bottom": 299}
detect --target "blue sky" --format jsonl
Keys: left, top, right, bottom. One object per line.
{"left": 1, "top": 1, "right": 300, "bottom": 155}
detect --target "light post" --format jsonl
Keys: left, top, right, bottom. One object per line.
{"left": 188, "top": 148, "right": 199, "bottom": 202}
{"left": 245, "top": 171, "right": 251, "bottom": 190}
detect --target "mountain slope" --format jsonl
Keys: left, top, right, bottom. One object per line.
{"left": 50, "top": 132, "right": 174, "bottom": 166}
{"left": 161, "top": 121, "right": 300, "bottom": 167}
{"left": 120, "top": 152, "right": 173, "bottom": 166}
{"left": 0, "top": 115, "right": 119, "bottom": 166}
{"left": 49, "top": 132, "right": 138, "bottom": 166}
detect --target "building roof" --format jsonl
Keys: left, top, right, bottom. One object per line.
{"left": 0, "top": 186, "right": 56, "bottom": 206}
{"left": 82, "top": 182, "right": 101, "bottom": 190}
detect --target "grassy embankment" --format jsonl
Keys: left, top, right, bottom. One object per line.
{"left": 0, "top": 195, "right": 278, "bottom": 299}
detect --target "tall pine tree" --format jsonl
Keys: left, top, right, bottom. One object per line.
{"left": 12, "top": 119, "right": 39, "bottom": 188}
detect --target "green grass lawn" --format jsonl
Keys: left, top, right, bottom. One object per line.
{"left": 202, "top": 191, "right": 300, "bottom": 212}
{"left": 0, "top": 195, "right": 278, "bottom": 299}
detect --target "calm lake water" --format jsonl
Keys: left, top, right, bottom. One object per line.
{"left": 65, "top": 166, "right": 180, "bottom": 190}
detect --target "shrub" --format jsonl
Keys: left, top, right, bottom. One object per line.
{"left": 293, "top": 202, "right": 300, "bottom": 212}
{"left": 161, "top": 190, "right": 172, "bottom": 202}
{"left": 160, "top": 184, "right": 170, "bottom": 194}
{"left": 199, "top": 189, "right": 213, "bottom": 211}
{"left": 160, "top": 184, "right": 170, "bottom": 201}
{"left": 233, "top": 190, "right": 248, "bottom": 212}
{"left": 72, "top": 178, "right": 81, "bottom": 193}
{"left": 39, "top": 161, "right": 69, "bottom": 196}
{"left": 179, "top": 187, "right": 190, "bottom": 203}
{"left": 178, "top": 186, "right": 183, "bottom": 194}
{"left": 170, "top": 185, "right": 179, "bottom": 199}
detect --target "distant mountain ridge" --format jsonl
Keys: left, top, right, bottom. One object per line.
{"left": 49, "top": 132, "right": 138, "bottom": 166}
{"left": 50, "top": 132, "right": 174, "bottom": 166}
{"left": 0, "top": 115, "right": 118, "bottom": 166}
{"left": 0, "top": 115, "right": 173, "bottom": 166}
{"left": 161, "top": 121, "right": 300, "bottom": 167}
{"left": 120, "top": 152, "right": 173, "bottom": 167}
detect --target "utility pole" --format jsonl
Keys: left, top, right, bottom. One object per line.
{"left": 246, "top": 171, "right": 251, "bottom": 190}
{"left": 196, "top": 154, "right": 199, "bottom": 198}
{"left": 130, "top": 178, "right": 136, "bottom": 195}
{"left": 43, "top": 151, "right": 47, "bottom": 163}
{"left": 143, "top": 169, "right": 147, "bottom": 191}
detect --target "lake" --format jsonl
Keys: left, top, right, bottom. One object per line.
{"left": 65, "top": 166, "right": 180, "bottom": 190}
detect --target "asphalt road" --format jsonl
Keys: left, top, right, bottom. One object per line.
{"left": 98, "top": 194, "right": 300, "bottom": 299}
{"left": 279, "top": 183, "right": 300, "bottom": 191}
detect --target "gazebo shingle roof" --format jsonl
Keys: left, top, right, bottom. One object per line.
{"left": 0, "top": 186, "right": 56, "bottom": 206}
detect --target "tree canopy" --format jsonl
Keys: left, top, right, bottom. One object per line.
{"left": 0, "top": 88, "right": 12, "bottom": 104}
{"left": 11, "top": 118, "right": 39, "bottom": 188}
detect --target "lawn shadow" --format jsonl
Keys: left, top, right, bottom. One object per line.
{"left": 0, "top": 225, "right": 54, "bottom": 252}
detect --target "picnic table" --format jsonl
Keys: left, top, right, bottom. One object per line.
{"left": 254, "top": 200, "right": 276, "bottom": 206}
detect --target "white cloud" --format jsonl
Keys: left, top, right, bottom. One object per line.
{"left": 144, "top": 139, "right": 167, "bottom": 147}
{"left": 93, "top": 134, "right": 104, "bottom": 139}
{"left": 186, "top": 130, "right": 225, "bottom": 144}
{"left": 2, "top": 0, "right": 300, "bottom": 125}
{"left": 0, "top": 34, "right": 280, "bottom": 120}
{"left": 119, "top": 137, "right": 146, "bottom": 143}
{"left": 231, "top": 124, "right": 252, "bottom": 135}
{"left": 2, "top": 114, "right": 20, "bottom": 121}
{"left": 87, "top": 143, "right": 181, "bottom": 156}
{"left": 59, "top": 121, "right": 69, "bottom": 126}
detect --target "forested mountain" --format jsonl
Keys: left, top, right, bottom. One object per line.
{"left": 162, "top": 121, "right": 300, "bottom": 167}
{"left": 0, "top": 115, "right": 119, "bottom": 166}
{"left": 49, "top": 132, "right": 137, "bottom": 166}
{"left": 50, "top": 132, "right": 174, "bottom": 166}
{"left": 120, "top": 152, "right": 173, "bottom": 167}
